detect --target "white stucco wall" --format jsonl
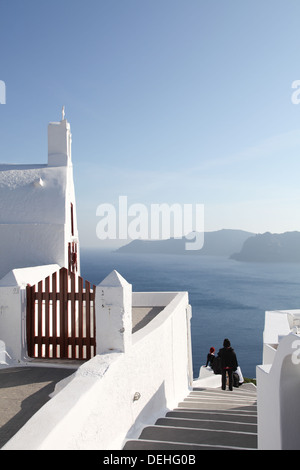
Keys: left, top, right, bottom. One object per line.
{"left": 0, "top": 286, "right": 25, "bottom": 364}
{"left": 263, "top": 311, "right": 291, "bottom": 351}
{"left": 96, "top": 270, "right": 133, "bottom": 354}
{"left": 0, "top": 264, "right": 60, "bottom": 288}
{"left": 0, "top": 264, "right": 60, "bottom": 365}
{"left": 0, "top": 225, "right": 65, "bottom": 279}
{"left": 2, "top": 289, "right": 192, "bottom": 450}
{"left": 0, "top": 165, "right": 66, "bottom": 225}
{"left": 257, "top": 331, "right": 300, "bottom": 450}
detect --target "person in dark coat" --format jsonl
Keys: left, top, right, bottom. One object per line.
{"left": 218, "top": 338, "right": 238, "bottom": 391}
{"left": 205, "top": 347, "right": 215, "bottom": 368}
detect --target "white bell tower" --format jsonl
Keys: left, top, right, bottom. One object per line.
{"left": 48, "top": 106, "right": 72, "bottom": 167}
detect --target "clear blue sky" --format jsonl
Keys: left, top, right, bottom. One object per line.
{"left": 1, "top": 0, "right": 300, "bottom": 248}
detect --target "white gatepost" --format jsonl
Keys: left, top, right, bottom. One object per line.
{"left": 95, "top": 270, "right": 132, "bottom": 354}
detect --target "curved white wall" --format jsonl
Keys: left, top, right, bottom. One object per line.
{"left": 280, "top": 354, "right": 300, "bottom": 450}
{"left": 257, "top": 333, "right": 300, "bottom": 450}
{"left": 2, "top": 291, "right": 192, "bottom": 450}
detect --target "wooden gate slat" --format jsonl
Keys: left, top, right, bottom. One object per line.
{"left": 85, "top": 280, "right": 91, "bottom": 359}
{"left": 26, "top": 284, "right": 34, "bottom": 357}
{"left": 37, "top": 280, "right": 43, "bottom": 358}
{"left": 78, "top": 276, "right": 84, "bottom": 360}
{"left": 52, "top": 271, "right": 58, "bottom": 358}
{"left": 44, "top": 276, "right": 50, "bottom": 358}
{"left": 70, "top": 271, "right": 76, "bottom": 359}
{"left": 59, "top": 268, "right": 67, "bottom": 359}
{"left": 92, "top": 284, "right": 96, "bottom": 357}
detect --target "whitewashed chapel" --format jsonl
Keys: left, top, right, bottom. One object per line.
{"left": 0, "top": 112, "right": 193, "bottom": 450}
{"left": 0, "top": 108, "right": 79, "bottom": 280}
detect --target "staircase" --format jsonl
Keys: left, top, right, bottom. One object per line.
{"left": 123, "top": 383, "right": 257, "bottom": 450}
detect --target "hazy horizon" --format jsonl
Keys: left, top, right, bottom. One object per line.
{"left": 1, "top": 1, "right": 300, "bottom": 249}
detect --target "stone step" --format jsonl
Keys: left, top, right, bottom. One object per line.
{"left": 181, "top": 396, "right": 257, "bottom": 407}
{"left": 123, "top": 385, "right": 258, "bottom": 451}
{"left": 177, "top": 401, "right": 257, "bottom": 412}
{"left": 190, "top": 389, "right": 257, "bottom": 399}
{"left": 123, "top": 440, "right": 234, "bottom": 450}
{"left": 193, "top": 382, "right": 256, "bottom": 393}
{"left": 166, "top": 409, "right": 257, "bottom": 424}
{"left": 124, "top": 425, "right": 257, "bottom": 450}
{"left": 156, "top": 416, "right": 257, "bottom": 433}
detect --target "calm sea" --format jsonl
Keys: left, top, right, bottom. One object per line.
{"left": 80, "top": 249, "right": 300, "bottom": 379}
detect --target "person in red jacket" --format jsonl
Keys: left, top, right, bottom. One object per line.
{"left": 218, "top": 338, "right": 238, "bottom": 391}
{"left": 205, "top": 347, "right": 216, "bottom": 368}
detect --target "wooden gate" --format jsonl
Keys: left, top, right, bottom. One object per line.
{"left": 26, "top": 267, "right": 96, "bottom": 360}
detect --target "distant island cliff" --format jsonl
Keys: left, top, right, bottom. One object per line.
{"left": 116, "top": 229, "right": 254, "bottom": 257}
{"left": 116, "top": 229, "right": 300, "bottom": 263}
{"left": 230, "top": 231, "right": 300, "bottom": 263}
